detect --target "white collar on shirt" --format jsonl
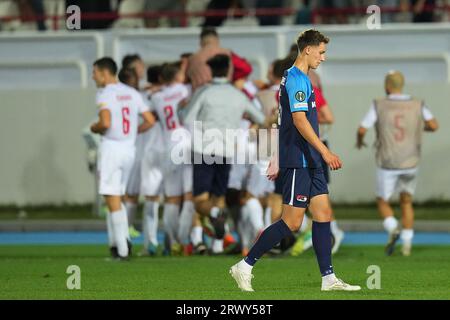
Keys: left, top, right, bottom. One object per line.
{"left": 212, "top": 77, "right": 229, "bottom": 84}
{"left": 387, "top": 93, "right": 411, "bottom": 100}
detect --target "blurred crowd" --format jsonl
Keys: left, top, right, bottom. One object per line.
{"left": 0, "top": 0, "right": 448, "bottom": 31}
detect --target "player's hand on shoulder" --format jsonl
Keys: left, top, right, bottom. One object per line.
{"left": 323, "top": 151, "right": 342, "bottom": 170}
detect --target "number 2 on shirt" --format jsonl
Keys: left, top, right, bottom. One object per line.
{"left": 164, "top": 105, "right": 177, "bottom": 130}
{"left": 122, "top": 106, "right": 130, "bottom": 134}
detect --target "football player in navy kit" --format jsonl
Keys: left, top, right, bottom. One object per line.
{"left": 229, "top": 29, "right": 361, "bottom": 292}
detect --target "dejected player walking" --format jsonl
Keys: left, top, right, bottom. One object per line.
{"left": 229, "top": 29, "right": 361, "bottom": 292}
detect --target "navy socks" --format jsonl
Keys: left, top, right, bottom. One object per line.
{"left": 244, "top": 219, "right": 292, "bottom": 266}
{"left": 243, "top": 219, "right": 334, "bottom": 278}
{"left": 312, "top": 221, "right": 334, "bottom": 276}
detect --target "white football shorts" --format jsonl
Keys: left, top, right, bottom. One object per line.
{"left": 140, "top": 149, "right": 193, "bottom": 197}
{"left": 97, "top": 142, "right": 135, "bottom": 196}
{"left": 376, "top": 167, "right": 418, "bottom": 201}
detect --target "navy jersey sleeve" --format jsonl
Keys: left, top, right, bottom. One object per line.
{"left": 285, "top": 73, "right": 311, "bottom": 113}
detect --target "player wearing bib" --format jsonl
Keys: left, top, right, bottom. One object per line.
{"left": 141, "top": 62, "right": 193, "bottom": 255}
{"left": 357, "top": 70, "right": 439, "bottom": 256}
{"left": 91, "top": 57, "right": 155, "bottom": 260}
{"left": 230, "top": 30, "right": 360, "bottom": 292}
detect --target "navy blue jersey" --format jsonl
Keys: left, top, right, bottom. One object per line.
{"left": 278, "top": 66, "right": 322, "bottom": 168}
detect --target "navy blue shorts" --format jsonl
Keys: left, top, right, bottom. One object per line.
{"left": 274, "top": 175, "right": 283, "bottom": 195}
{"left": 193, "top": 158, "right": 231, "bottom": 197}
{"left": 280, "top": 167, "right": 329, "bottom": 208}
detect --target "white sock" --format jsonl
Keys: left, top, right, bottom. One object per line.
{"left": 144, "top": 200, "right": 159, "bottom": 246}
{"left": 401, "top": 229, "right": 414, "bottom": 243}
{"left": 110, "top": 209, "right": 129, "bottom": 257}
{"left": 191, "top": 226, "right": 203, "bottom": 246}
{"left": 245, "top": 198, "right": 264, "bottom": 242}
{"left": 300, "top": 214, "right": 309, "bottom": 233}
{"left": 124, "top": 201, "right": 138, "bottom": 227}
{"left": 178, "top": 200, "right": 195, "bottom": 245}
{"left": 238, "top": 217, "right": 251, "bottom": 250}
{"left": 163, "top": 203, "right": 180, "bottom": 246}
{"left": 383, "top": 216, "right": 399, "bottom": 233}
{"left": 142, "top": 210, "right": 149, "bottom": 248}
{"left": 264, "top": 207, "right": 272, "bottom": 228}
{"left": 121, "top": 204, "right": 131, "bottom": 241}
{"left": 212, "top": 239, "right": 224, "bottom": 253}
{"left": 237, "top": 258, "right": 253, "bottom": 273}
{"left": 322, "top": 273, "right": 338, "bottom": 286}
{"left": 210, "top": 206, "right": 220, "bottom": 219}
{"left": 106, "top": 212, "right": 115, "bottom": 247}
{"left": 330, "top": 220, "right": 341, "bottom": 236}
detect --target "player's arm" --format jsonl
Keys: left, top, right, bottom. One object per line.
{"left": 424, "top": 119, "right": 438, "bottom": 132}
{"left": 138, "top": 111, "right": 156, "bottom": 133}
{"left": 356, "top": 126, "right": 367, "bottom": 149}
{"left": 422, "top": 104, "right": 439, "bottom": 132}
{"left": 292, "top": 112, "right": 342, "bottom": 170}
{"left": 243, "top": 98, "right": 266, "bottom": 126}
{"left": 136, "top": 93, "right": 156, "bottom": 133}
{"left": 318, "top": 104, "right": 334, "bottom": 124}
{"left": 266, "top": 132, "right": 279, "bottom": 180}
{"left": 182, "top": 87, "right": 205, "bottom": 124}
{"left": 90, "top": 109, "right": 111, "bottom": 135}
{"left": 356, "top": 103, "right": 376, "bottom": 149}
{"left": 315, "top": 87, "right": 334, "bottom": 124}
{"left": 286, "top": 75, "right": 341, "bottom": 170}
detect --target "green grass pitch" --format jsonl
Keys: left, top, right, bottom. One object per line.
{"left": 1, "top": 245, "right": 449, "bottom": 300}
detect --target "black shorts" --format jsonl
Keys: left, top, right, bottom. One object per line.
{"left": 280, "top": 167, "right": 329, "bottom": 208}
{"left": 193, "top": 156, "right": 231, "bottom": 197}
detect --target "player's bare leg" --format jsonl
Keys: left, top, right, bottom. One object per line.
{"left": 377, "top": 197, "right": 400, "bottom": 255}
{"left": 210, "top": 195, "right": 227, "bottom": 254}
{"left": 400, "top": 192, "right": 414, "bottom": 256}
{"left": 310, "top": 194, "right": 361, "bottom": 291}
{"left": 194, "top": 192, "right": 226, "bottom": 250}
{"left": 268, "top": 193, "right": 283, "bottom": 223}
{"left": 104, "top": 195, "right": 130, "bottom": 259}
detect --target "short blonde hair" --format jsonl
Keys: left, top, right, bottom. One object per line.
{"left": 385, "top": 70, "right": 404, "bottom": 91}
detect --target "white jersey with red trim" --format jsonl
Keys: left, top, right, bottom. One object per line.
{"left": 96, "top": 82, "right": 149, "bottom": 146}
{"left": 150, "top": 83, "right": 189, "bottom": 150}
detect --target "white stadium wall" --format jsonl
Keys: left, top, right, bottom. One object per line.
{"left": 0, "top": 24, "right": 449, "bottom": 205}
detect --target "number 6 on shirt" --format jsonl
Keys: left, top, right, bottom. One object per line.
{"left": 122, "top": 106, "right": 130, "bottom": 134}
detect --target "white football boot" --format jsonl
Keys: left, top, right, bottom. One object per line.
{"left": 402, "top": 241, "right": 412, "bottom": 256}
{"left": 229, "top": 263, "right": 254, "bottom": 292}
{"left": 321, "top": 278, "right": 361, "bottom": 292}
